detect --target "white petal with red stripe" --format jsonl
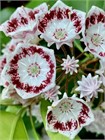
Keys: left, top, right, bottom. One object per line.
{"left": 4, "top": 43, "right": 56, "bottom": 99}
{"left": 46, "top": 93, "right": 94, "bottom": 139}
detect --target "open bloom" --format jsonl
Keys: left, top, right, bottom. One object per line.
{"left": 2, "top": 43, "right": 56, "bottom": 99}
{"left": 0, "top": 3, "right": 48, "bottom": 43}
{"left": 83, "top": 6, "right": 105, "bottom": 59}
{"left": 46, "top": 93, "right": 94, "bottom": 139}
{"left": 61, "top": 55, "right": 79, "bottom": 74}
{"left": 38, "top": 0, "right": 85, "bottom": 49}
{"left": 75, "top": 73, "right": 103, "bottom": 101}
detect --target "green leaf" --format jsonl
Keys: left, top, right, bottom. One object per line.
{"left": 0, "top": 7, "right": 15, "bottom": 24}
{"left": 27, "top": 0, "right": 104, "bottom": 11}
{"left": 0, "top": 111, "right": 29, "bottom": 140}
{"left": 40, "top": 99, "right": 80, "bottom": 140}
{"left": 63, "top": 0, "right": 104, "bottom": 12}
{"left": 6, "top": 106, "right": 22, "bottom": 114}
{"left": 26, "top": 0, "right": 55, "bottom": 8}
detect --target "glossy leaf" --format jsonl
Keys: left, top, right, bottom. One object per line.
{"left": 0, "top": 7, "right": 15, "bottom": 24}
{"left": 0, "top": 111, "right": 29, "bottom": 140}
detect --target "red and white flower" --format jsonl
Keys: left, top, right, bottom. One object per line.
{"left": 61, "top": 55, "right": 79, "bottom": 75}
{"left": 75, "top": 73, "right": 103, "bottom": 101}
{"left": 0, "top": 3, "right": 48, "bottom": 43}
{"left": 2, "top": 43, "right": 56, "bottom": 99}
{"left": 83, "top": 6, "right": 105, "bottom": 59}
{"left": 46, "top": 93, "right": 94, "bottom": 139}
{"left": 38, "top": 0, "right": 85, "bottom": 49}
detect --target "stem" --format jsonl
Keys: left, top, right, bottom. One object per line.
{"left": 29, "top": 106, "right": 40, "bottom": 140}
{"left": 86, "top": 0, "right": 89, "bottom": 13}
{"left": 61, "top": 45, "right": 67, "bottom": 57}
{"left": 74, "top": 40, "right": 89, "bottom": 57}
{"left": 55, "top": 55, "right": 63, "bottom": 63}
{"left": 9, "top": 107, "right": 27, "bottom": 140}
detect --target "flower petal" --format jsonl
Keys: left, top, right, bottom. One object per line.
{"left": 83, "top": 6, "right": 105, "bottom": 59}
{"left": 46, "top": 93, "right": 94, "bottom": 139}
{"left": 38, "top": 0, "right": 85, "bottom": 49}
{"left": 0, "top": 3, "right": 48, "bottom": 41}
{"left": 3, "top": 43, "right": 56, "bottom": 99}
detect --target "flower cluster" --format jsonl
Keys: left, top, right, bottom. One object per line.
{"left": 0, "top": 0, "right": 105, "bottom": 139}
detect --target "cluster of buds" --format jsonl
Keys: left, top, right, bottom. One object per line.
{"left": 0, "top": 0, "right": 105, "bottom": 139}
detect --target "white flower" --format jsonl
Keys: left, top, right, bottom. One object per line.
{"left": 38, "top": 0, "right": 85, "bottom": 49}
{"left": 82, "top": 6, "right": 105, "bottom": 59}
{"left": 85, "top": 109, "right": 105, "bottom": 136}
{"left": 0, "top": 3, "right": 48, "bottom": 43}
{"left": 43, "top": 85, "right": 61, "bottom": 102}
{"left": 75, "top": 73, "right": 103, "bottom": 102}
{"left": 46, "top": 93, "right": 94, "bottom": 139}
{"left": 61, "top": 55, "right": 79, "bottom": 75}
{"left": 2, "top": 43, "right": 56, "bottom": 99}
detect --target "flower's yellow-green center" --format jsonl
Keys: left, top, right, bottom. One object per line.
{"left": 58, "top": 101, "right": 72, "bottom": 113}
{"left": 54, "top": 28, "right": 67, "bottom": 40}
{"left": 28, "top": 63, "right": 40, "bottom": 77}
{"left": 91, "top": 34, "right": 104, "bottom": 47}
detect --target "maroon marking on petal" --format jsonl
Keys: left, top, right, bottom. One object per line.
{"left": 98, "top": 13, "right": 105, "bottom": 23}
{"left": 77, "top": 101, "right": 89, "bottom": 125}
{"left": 38, "top": 8, "right": 71, "bottom": 33}
{"left": 85, "top": 17, "right": 90, "bottom": 29}
{"left": 9, "top": 45, "right": 16, "bottom": 52}
{"left": 21, "top": 17, "right": 28, "bottom": 25}
{"left": 0, "top": 57, "right": 6, "bottom": 73}
{"left": 5, "top": 82, "right": 9, "bottom": 86}
{"left": 28, "top": 11, "right": 35, "bottom": 20}
{"left": 57, "top": 8, "right": 63, "bottom": 19}
{"left": 64, "top": 9, "right": 71, "bottom": 19}
{"left": 7, "top": 18, "right": 18, "bottom": 32}
{"left": 8, "top": 46, "right": 55, "bottom": 94}
{"left": 34, "top": 10, "right": 39, "bottom": 15}
{"left": 99, "top": 52, "right": 105, "bottom": 57}
{"left": 74, "top": 20, "right": 81, "bottom": 33}
{"left": 54, "top": 120, "right": 78, "bottom": 131}
{"left": 71, "top": 12, "right": 78, "bottom": 21}
{"left": 47, "top": 111, "right": 53, "bottom": 124}
{"left": 90, "top": 14, "right": 96, "bottom": 24}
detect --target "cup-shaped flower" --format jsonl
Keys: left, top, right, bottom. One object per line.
{"left": 46, "top": 93, "right": 94, "bottom": 139}
{"left": 83, "top": 6, "right": 105, "bottom": 59}
{"left": 2, "top": 43, "right": 56, "bottom": 99}
{"left": 75, "top": 73, "right": 103, "bottom": 101}
{"left": 0, "top": 3, "right": 48, "bottom": 42}
{"left": 38, "top": 0, "right": 86, "bottom": 49}
{"left": 61, "top": 55, "right": 79, "bottom": 75}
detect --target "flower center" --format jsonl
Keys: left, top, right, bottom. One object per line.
{"left": 27, "top": 63, "right": 40, "bottom": 77}
{"left": 53, "top": 28, "right": 67, "bottom": 40}
{"left": 59, "top": 101, "right": 72, "bottom": 113}
{"left": 91, "top": 34, "right": 104, "bottom": 47}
